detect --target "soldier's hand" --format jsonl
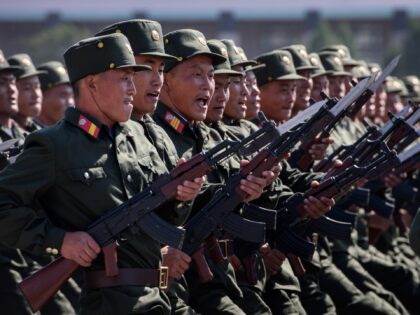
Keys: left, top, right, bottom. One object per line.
{"left": 303, "top": 181, "right": 335, "bottom": 219}
{"left": 61, "top": 231, "right": 100, "bottom": 267}
{"left": 161, "top": 246, "right": 191, "bottom": 280}
{"left": 259, "top": 243, "right": 285, "bottom": 276}
{"left": 176, "top": 158, "right": 205, "bottom": 201}
{"left": 265, "top": 162, "right": 283, "bottom": 186}
{"left": 239, "top": 160, "right": 269, "bottom": 202}
{"left": 309, "top": 137, "right": 333, "bottom": 160}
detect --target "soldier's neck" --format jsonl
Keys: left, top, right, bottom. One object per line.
{"left": 131, "top": 109, "right": 144, "bottom": 121}
{"left": 0, "top": 115, "right": 13, "bottom": 128}
{"left": 13, "top": 114, "right": 30, "bottom": 129}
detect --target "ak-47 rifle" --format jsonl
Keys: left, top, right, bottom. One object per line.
{"left": 317, "top": 103, "right": 419, "bottom": 176}
{"left": 18, "top": 119, "right": 279, "bottom": 313}
{"left": 290, "top": 56, "right": 400, "bottom": 171}
{"left": 176, "top": 100, "right": 342, "bottom": 283}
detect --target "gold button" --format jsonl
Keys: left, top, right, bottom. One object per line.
{"left": 46, "top": 247, "right": 52, "bottom": 254}
{"left": 127, "top": 174, "right": 133, "bottom": 183}
{"left": 109, "top": 63, "right": 115, "bottom": 69}
{"left": 84, "top": 172, "right": 90, "bottom": 180}
{"left": 51, "top": 248, "right": 59, "bottom": 255}
{"left": 164, "top": 38, "right": 169, "bottom": 44}
{"left": 178, "top": 57, "right": 183, "bottom": 61}
{"left": 97, "top": 42, "right": 104, "bottom": 49}
{"left": 115, "top": 29, "right": 121, "bottom": 33}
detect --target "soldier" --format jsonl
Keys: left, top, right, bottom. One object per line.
{"left": 282, "top": 45, "right": 317, "bottom": 117}
{"left": 36, "top": 61, "right": 75, "bottom": 127}
{"left": 96, "top": 20, "right": 206, "bottom": 315}
{"left": 7, "top": 53, "right": 45, "bottom": 132}
{"left": 307, "top": 52, "right": 330, "bottom": 102}
{"left": 0, "top": 48, "right": 38, "bottom": 315}
{"left": 0, "top": 33, "right": 203, "bottom": 315}
{"left": 152, "top": 28, "right": 272, "bottom": 315}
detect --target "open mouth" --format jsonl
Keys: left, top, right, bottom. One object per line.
{"left": 196, "top": 97, "right": 209, "bottom": 108}
{"left": 147, "top": 91, "right": 160, "bottom": 99}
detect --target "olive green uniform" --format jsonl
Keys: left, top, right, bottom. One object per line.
{"left": 0, "top": 107, "right": 182, "bottom": 315}
{"left": 153, "top": 102, "right": 246, "bottom": 315}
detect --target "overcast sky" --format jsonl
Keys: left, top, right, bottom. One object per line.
{"left": 1, "top": 0, "right": 420, "bottom": 20}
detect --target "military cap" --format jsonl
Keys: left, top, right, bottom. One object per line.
{"left": 163, "top": 29, "right": 225, "bottom": 72}
{"left": 37, "top": 61, "right": 70, "bottom": 92}
{"left": 318, "top": 51, "right": 352, "bottom": 77}
{"left": 207, "top": 40, "right": 242, "bottom": 76}
{"left": 384, "top": 76, "right": 406, "bottom": 94}
{"left": 368, "top": 62, "right": 381, "bottom": 75}
{"left": 282, "top": 45, "right": 317, "bottom": 71}
{"left": 402, "top": 75, "right": 420, "bottom": 96}
{"left": 318, "top": 44, "right": 360, "bottom": 67}
{"left": 236, "top": 47, "right": 265, "bottom": 73}
{"left": 7, "top": 53, "right": 46, "bottom": 80}
{"left": 308, "top": 52, "right": 331, "bottom": 78}
{"left": 254, "top": 50, "right": 305, "bottom": 87}
{"left": 351, "top": 61, "right": 371, "bottom": 80}
{"left": 95, "top": 19, "right": 177, "bottom": 61}
{"left": 0, "top": 50, "right": 20, "bottom": 73}
{"left": 221, "top": 39, "right": 256, "bottom": 68}
{"left": 63, "top": 33, "right": 150, "bottom": 84}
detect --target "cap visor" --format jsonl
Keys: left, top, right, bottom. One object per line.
{"left": 19, "top": 70, "right": 48, "bottom": 79}
{"left": 342, "top": 59, "right": 362, "bottom": 67}
{"left": 296, "top": 65, "right": 318, "bottom": 71}
{"left": 274, "top": 73, "right": 307, "bottom": 80}
{"left": 214, "top": 69, "right": 243, "bottom": 76}
{"left": 245, "top": 64, "right": 265, "bottom": 73}
{"left": 117, "top": 64, "right": 151, "bottom": 72}
{"left": 330, "top": 71, "right": 353, "bottom": 77}
{"left": 140, "top": 52, "right": 179, "bottom": 61}
{"left": 232, "top": 60, "right": 257, "bottom": 68}
{"left": 0, "top": 65, "right": 21, "bottom": 73}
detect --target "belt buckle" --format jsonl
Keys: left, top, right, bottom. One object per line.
{"left": 218, "top": 239, "right": 229, "bottom": 258}
{"left": 159, "top": 266, "right": 169, "bottom": 290}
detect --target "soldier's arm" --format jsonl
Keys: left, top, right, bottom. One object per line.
{"left": 0, "top": 132, "right": 67, "bottom": 256}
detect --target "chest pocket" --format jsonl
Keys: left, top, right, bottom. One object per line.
{"left": 66, "top": 166, "right": 107, "bottom": 185}
{"left": 137, "top": 154, "right": 167, "bottom": 179}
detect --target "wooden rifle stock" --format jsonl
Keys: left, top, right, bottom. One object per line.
{"left": 18, "top": 256, "right": 79, "bottom": 312}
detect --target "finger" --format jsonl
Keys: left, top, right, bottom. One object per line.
{"left": 177, "top": 260, "right": 190, "bottom": 272}
{"left": 182, "top": 180, "right": 203, "bottom": 189}
{"left": 247, "top": 175, "right": 268, "bottom": 187}
{"left": 78, "top": 252, "right": 93, "bottom": 266}
{"left": 83, "top": 247, "right": 98, "bottom": 260}
{"left": 320, "top": 196, "right": 335, "bottom": 207}
{"left": 86, "top": 237, "right": 101, "bottom": 254}
{"left": 310, "top": 180, "right": 320, "bottom": 188}
{"left": 180, "top": 253, "right": 192, "bottom": 264}
{"left": 240, "top": 159, "right": 250, "bottom": 167}
{"left": 176, "top": 158, "right": 186, "bottom": 166}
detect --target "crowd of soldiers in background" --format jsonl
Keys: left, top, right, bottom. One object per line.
{"left": 0, "top": 18, "right": 419, "bottom": 315}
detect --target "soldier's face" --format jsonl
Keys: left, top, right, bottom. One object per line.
{"left": 386, "top": 92, "right": 403, "bottom": 116}
{"left": 260, "top": 80, "right": 296, "bottom": 124}
{"left": 225, "top": 66, "right": 248, "bottom": 120}
{"left": 16, "top": 75, "right": 42, "bottom": 118}
{"left": 163, "top": 55, "right": 214, "bottom": 122}
{"left": 245, "top": 71, "right": 261, "bottom": 120}
{"left": 327, "top": 75, "right": 346, "bottom": 99}
{"left": 206, "top": 74, "right": 230, "bottom": 123}
{"left": 0, "top": 71, "right": 18, "bottom": 116}
{"left": 311, "top": 75, "right": 329, "bottom": 101}
{"left": 41, "top": 83, "right": 74, "bottom": 124}
{"left": 92, "top": 68, "right": 136, "bottom": 125}
{"left": 133, "top": 55, "right": 164, "bottom": 116}
{"left": 294, "top": 69, "right": 313, "bottom": 112}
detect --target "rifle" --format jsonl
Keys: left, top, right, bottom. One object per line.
{"left": 320, "top": 104, "right": 419, "bottom": 179}
{"left": 291, "top": 56, "right": 399, "bottom": 171}
{"left": 18, "top": 120, "right": 279, "bottom": 312}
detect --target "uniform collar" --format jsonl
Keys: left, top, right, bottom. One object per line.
{"left": 155, "top": 101, "right": 188, "bottom": 134}
{"left": 64, "top": 107, "right": 104, "bottom": 140}
{"left": 221, "top": 116, "right": 241, "bottom": 126}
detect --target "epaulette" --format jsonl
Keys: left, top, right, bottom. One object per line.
{"left": 77, "top": 114, "right": 100, "bottom": 138}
